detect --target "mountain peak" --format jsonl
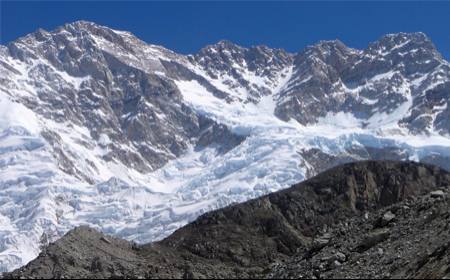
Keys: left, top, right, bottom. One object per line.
{"left": 368, "top": 31, "right": 438, "bottom": 54}
{"left": 58, "top": 20, "right": 107, "bottom": 34}
{"left": 64, "top": 19, "right": 98, "bottom": 28}
{"left": 381, "top": 31, "right": 431, "bottom": 43}
{"left": 60, "top": 20, "right": 127, "bottom": 37}
{"left": 317, "top": 39, "right": 345, "bottom": 47}
{"left": 295, "top": 38, "right": 358, "bottom": 66}
{"left": 301, "top": 39, "right": 357, "bottom": 56}
{"left": 200, "top": 39, "right": 244, "bottom": 54}
{"left": 216, "top": 39, "right": 237, "bottom": 46}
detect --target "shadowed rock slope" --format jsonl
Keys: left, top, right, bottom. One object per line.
{"left": 5, "top": 160, "right": 450, "bottom": 279}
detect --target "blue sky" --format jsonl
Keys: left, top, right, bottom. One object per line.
{"left": 1, "top": 1, "right": 450, "bottom": 59}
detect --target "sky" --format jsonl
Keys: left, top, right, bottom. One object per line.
{"left": 1, "top": 1, "right": 450, "bottom": 59}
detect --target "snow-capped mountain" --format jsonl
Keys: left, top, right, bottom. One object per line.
{"left": 0, "top": 21, "right": 449, "bottom": 272}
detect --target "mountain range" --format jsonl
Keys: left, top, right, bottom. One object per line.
{"left": 0, "top": 20, "right": 450, "bottom": 272}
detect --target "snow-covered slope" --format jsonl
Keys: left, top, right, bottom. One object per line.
{"left": 0, "top": 21, "right": 449, "bottom": 272}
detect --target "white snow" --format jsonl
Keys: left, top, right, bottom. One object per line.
{"left": 0, "top": 94, "right": 41, "bottom": 135}
{"left": 98, "top": 133, "right": 111, "bottom": 147}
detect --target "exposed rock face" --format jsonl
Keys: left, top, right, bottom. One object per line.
{"left": 5, "top": 161, "right": 450, "bottom": 279}
{"left": 275, "top": 33, "right": 450, "bottom": 134}
{"left": 3, "top": 21, "right": 242, "bottom": 176}
{"left": 190, "top": 40, "right": 294, "bottom": 102}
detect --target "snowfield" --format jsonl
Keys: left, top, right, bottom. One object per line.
{"left": 0, "top": 22, "right": 450, "bottom": 272}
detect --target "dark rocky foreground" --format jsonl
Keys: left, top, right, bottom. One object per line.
{"left": 5, "top": 160, "right": 450, "bottom": 279}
